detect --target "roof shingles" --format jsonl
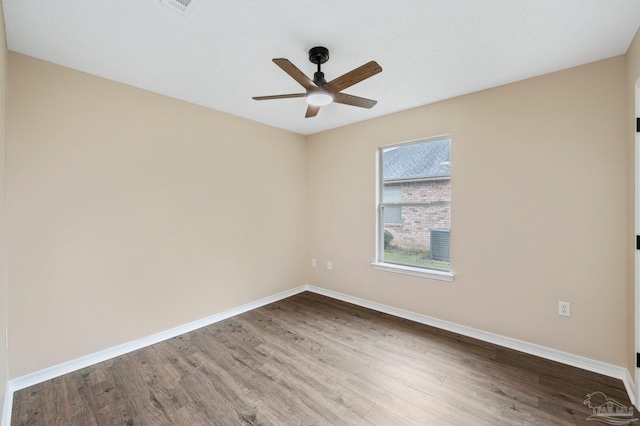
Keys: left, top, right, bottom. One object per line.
{"left": 383, "top": 138, "right": 450, "bottom": 181}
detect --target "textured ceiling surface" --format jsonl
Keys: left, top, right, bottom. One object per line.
{"left": 4, "top": 1, "right": 640, "bottom": 135}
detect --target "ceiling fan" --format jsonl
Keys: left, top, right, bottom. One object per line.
{"left": 252, "top": 46, "right": 382, "bottom": 118}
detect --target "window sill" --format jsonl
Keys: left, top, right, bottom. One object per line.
{"left": 371, "top": 262, "right": 454, "bottom": 282}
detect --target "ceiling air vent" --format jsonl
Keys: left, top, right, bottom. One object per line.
{"left": 160, "top": 0, "right": 199, "bottom": 16}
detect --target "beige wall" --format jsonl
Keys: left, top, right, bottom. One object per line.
{"left": 7, "top": 53, "right": 307, "bottom": 378}
{"left": 3, "top": 40, "right": 634, "bottom": 382}
{"left": 307, "top": 57, "right": 628, "bottom": 366}
{"left": 0, "top": 0, "right": 8, "bottom": 415}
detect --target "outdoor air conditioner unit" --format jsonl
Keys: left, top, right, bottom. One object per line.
{"left": 430, "top": 229, "right": 450, "bottom": 261}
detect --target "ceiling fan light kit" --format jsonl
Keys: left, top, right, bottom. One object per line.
{"left": 306, "top": 91, "right": 333, "bottom": 106}
{"left": 253, "top": 46, "right": 382, "bottom": 118}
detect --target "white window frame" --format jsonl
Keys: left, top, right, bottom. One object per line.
{"left": 372, "top": 137, "right": 454, "bottom": 282}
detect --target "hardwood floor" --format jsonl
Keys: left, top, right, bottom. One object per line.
{"left": 11, "top": 291, "right": 634, "bottom": 425}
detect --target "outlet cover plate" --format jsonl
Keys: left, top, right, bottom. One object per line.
{"left": 559, "top": 301, "right": 571, "bottom": 317}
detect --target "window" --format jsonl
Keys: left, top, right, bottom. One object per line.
{"left": 374, "top": 137, "right": 452, "bottom": 280}
{"left": 383, "top": 186, "right": 402, "bottom": 224}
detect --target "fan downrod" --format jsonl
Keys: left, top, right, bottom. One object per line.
{"left": 309, "top": 46, "right": 329, "bottom": 86}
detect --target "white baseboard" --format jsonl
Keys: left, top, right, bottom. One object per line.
{"left": 305, "top": 285, "right": 637, "bottom": 407}
{"left": 624, "top": 369, "right": 637, "bottom": 408}
{"left": 8, "top": 285, "right": 307, "bottom": 395}
{"left": 2, "top": 382, "right": 11, "bottom": 426}
{"left": 1, "top": 285, "right": 307, "bottom": 424}
{"left": 3, "top": 283, "right": 636, "bottom": 425}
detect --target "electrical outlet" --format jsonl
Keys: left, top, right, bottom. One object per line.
{"left": 327, "top": 261, "right": 332, "bottom": 270}
{"left": 311, "top": 258, "right": 316, "bottom": 267}
{"left": 558, "top": 301, "right": 571, "bottom": 317}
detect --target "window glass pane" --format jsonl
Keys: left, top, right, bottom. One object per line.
{"left": 380, "top": 137, "right": 451, "bottom": 271}
{"left": 383, "top": 205, "right": 450, "bottom": 271}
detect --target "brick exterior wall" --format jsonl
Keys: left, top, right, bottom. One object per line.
{"left": 384, "top": 179, "right": 450, "bottom": 252}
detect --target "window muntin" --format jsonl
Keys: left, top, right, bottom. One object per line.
{"left": 379, "top": 137, "right": 451, "bottom": 272}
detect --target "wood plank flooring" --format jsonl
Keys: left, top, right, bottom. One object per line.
{"left": 11, "top": 291, "right": 635, "bottom": 425}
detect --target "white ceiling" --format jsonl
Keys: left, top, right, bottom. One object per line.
{"left": 4, "top": 1, "right": 640, "bottom": 136}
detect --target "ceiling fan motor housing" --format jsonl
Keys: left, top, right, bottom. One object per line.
{"left": 308, "top": 46, "right": 329, "bottom": 64}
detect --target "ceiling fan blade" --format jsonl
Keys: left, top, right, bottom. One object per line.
{"left": 305, "top": 104, "right": 321, "bottom": 118}
{"left": 324, "top": 61, "right": 382, "bottom": 93}
{"left": 253, "top": 93, "right": 306, "bottom": 101}
{"left": 273, "top": 58, "right": 317, "bottom": 91}
{"left": 332, "top": 92, "right": 377, "bottom": 109}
